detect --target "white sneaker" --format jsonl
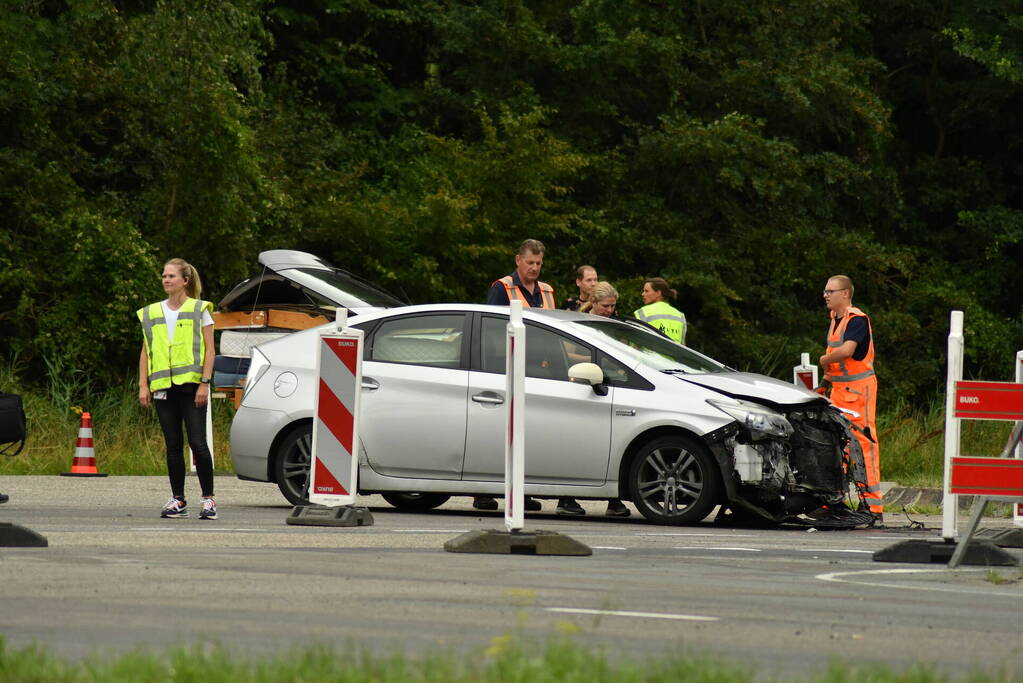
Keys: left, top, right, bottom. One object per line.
{"left": 160, "top": 497, "right": 188, "bottom": 518}
{"left": 199, "top": 497, "right": 218, "bottom": 520}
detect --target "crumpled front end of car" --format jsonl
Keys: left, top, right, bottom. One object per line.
{"left": 705, "top": 400, "right": 865, "bottom": 523}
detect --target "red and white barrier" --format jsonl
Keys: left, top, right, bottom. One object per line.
{"left": 309, "top": 311, "right": 364, "bottom": 507}
{"left": 793, "top": 352, "right": 818, "bottom": 390}
{"left": 1016, "top": 350, "right": 1023, "bottom": 528}
{"left": 941, "top": 310, "right": 1023, "bottom": 552}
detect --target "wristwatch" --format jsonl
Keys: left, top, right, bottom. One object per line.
{"left": 200, "top": 377, "right": 211, "bottom": 384}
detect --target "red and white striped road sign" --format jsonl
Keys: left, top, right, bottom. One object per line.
{"left": 309, "top": 328, "right": 364, "bottom": 507}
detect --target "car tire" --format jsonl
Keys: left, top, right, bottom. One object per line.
{"left": 381, "top": 493, "right": 451, "bottom": 512}
{"left": 274, "top": 424, "right": 313, "bottom": 506}
{"left": 628, "top": 435, "right": 721, "bottom": 525}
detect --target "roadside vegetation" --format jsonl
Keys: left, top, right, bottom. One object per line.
{"left": 0, "top": 361, "right": 234, "bottom": 476}
{"left": 2, "top": 2, "right": 1022, "bottom": 418}
{"left": 0, "top": 635, "right": 1016, "bottom": 683}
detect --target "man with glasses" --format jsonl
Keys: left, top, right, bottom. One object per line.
{"left": 818, "top": 275, "right": 882, "bottom": 526}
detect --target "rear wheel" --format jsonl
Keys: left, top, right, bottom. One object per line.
{"left": 274, "top": 425, "right": 312, "bottom": 505}
{"left": 628, "top": 435, "right": 721, "bottom": 525}
{"left": 381, "top": 493, "right": 451, "bottom": 512}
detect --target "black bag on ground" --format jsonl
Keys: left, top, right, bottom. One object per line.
{"left": 0, "top": 392, "right": 27, "bottom": 456}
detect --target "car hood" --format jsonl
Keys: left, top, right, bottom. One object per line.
{"left": 677, "top": 372, "right": 823, "bottom": 409}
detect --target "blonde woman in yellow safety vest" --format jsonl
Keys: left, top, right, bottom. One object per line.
{"left": 634, "top": 277, "right": 687, "bottom": 344}
{"left": 137, "top": 258, "right": 217, "bottom": 521}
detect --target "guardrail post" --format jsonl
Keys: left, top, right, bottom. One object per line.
{"left": 941, "top": 311, "right": 964, "bottom": 541}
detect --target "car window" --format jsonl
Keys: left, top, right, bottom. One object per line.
{"left": 280, "top": 267, "right": 405, "bottom": 308}
{"left": 369, "top": 314, "right": 465, "bottom": 368}
{"left": 481, "top": 317, "right": 593, "bottom": 381}
{"left": 573, "top": 318, "right": 727, "bottom": 373}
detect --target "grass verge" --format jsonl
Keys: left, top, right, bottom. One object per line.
{"left": 0, "top": 635, "right": 1013, "bottom": 683}
{"left": 0, "top": 361, "right": 234, "bottom": 476}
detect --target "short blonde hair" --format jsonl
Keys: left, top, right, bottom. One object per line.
{"left": 827, "top": 274, "right": 854, "bottom": 298}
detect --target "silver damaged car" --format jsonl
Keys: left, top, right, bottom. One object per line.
{"left": 230, "top": 305, "right": 867, "bottom": 525}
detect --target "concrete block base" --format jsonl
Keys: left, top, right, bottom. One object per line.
{"left": 286, "top": 505, "right": 374, "bottom": 527}
{"left": 444, "top": 529, "right": 591, "bottom": 556}
{"left": 873, "top": 539, "right": 1017, "bottom": 566}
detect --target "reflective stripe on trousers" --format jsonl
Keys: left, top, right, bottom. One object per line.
{"left": 830, "top": 377, "right": 882, "bottom": 513}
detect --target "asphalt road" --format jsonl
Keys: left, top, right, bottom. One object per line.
{"left": 1, "top": 475, "right": 1022, "bottom": 678}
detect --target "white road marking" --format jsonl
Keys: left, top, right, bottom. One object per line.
{"left": 816, "top": 567, "right": 1023, "bottom": 598}
{"left": 638, "top": 532, "right": 754, "bottom": 537}
{"left": 864, "top": 535, "right": 924, "bottom": 540}
{"left": 592, "top": 546, "right": 627, "bottom": 550}
{"left": 798, "top": 549, "right": 873, "bottom": 554}
{"left": 675, "top": 546, "right": 761, "bottom": 552}
{"left": 129, "top": 527, "right": 269, "bottom": 532}
{"left": 547, "top": 607, "right": 718, "bottom": 622}
{"left": 391, "top": 529, "right": 471, "bottom": 533}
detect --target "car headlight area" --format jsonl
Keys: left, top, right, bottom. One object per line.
{"left": 706, "top": 399, "right": 794, "bottom": 438}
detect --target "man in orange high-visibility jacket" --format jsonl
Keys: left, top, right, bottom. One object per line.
{"left": 486, "top": 238, "right": 556, "bottom": 309}
{"left": 478, "top": 238, "right": 580, "bottom": 516}
{"left": 818, "top": 275, "right": 882, "bottom": 526}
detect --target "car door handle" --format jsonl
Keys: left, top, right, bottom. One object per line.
{"left": 471, "top": 392, "right": 504, "bottom": 405}
{"left": 361, "top": 378, "right": 380, "bottom": 391}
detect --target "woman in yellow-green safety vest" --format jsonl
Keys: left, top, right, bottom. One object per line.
{"left": 137, "top": 258, "right": 218, "bottom": 521}
{"left": 634, "top": 277, "right": 687, "bottom": 344}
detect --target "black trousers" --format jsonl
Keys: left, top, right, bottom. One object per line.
{"left": 154, "top": 383, "right": 215, "bottom": 499}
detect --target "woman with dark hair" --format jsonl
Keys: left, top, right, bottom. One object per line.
{"left": 634, "top": 277, "right": 687, "bottom": 344}
{"left": 138, "top": 258, "right": 217, "bottom": 520}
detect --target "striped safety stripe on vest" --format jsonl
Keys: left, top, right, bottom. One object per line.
{"left": 634, "top": 301, "right": 686, "bottom": 343}
{"left": 824, "top": 307, "right": 875, "bottom": 383}
{"left": 495, "top": 276, "right": 556, "bottom": 309}
{"left": 138, "top": 299, "right": 211, "bottom": 387}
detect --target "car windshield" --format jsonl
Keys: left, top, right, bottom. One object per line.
{"left": 279, "top": 267, "right": 404, "bottom": 309}
{"left": 572, "top": 319, "right": 728, "bottom": 374}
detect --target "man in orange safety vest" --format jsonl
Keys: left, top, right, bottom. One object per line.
{"left": 486, "top": 238, "right": 556, "bottom": 309}
{"left": 818, "top": 275, "right": 883, "bottom": 526}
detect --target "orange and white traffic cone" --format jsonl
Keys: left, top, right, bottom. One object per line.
{"left": 60, "top": 412, "right": 108, "bottom": 477}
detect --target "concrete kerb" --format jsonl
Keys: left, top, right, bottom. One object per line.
{"left": 884, "top": 486, "right": 994, "bottom": 512}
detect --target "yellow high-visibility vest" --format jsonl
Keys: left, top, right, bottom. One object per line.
{"left": 634, "top": 301, "right": 687, "bottom": 344}
{"left": 137, "top": 298, "right": 213, "bottom": 390}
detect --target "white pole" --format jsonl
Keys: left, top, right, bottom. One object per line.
{"left": 942, "top": 311, "right": 964, "bottom": 541}
{"left": 504, "top": 300, "right": 526, "bottom": 533}
{"left": 1014, "top": 350, "right": 1023, "bottom": 528}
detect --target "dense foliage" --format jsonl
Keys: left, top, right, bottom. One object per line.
{"left": 1, "top": 0, "right": 1021, "bottom": 406}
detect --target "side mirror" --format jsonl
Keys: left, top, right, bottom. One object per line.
{"left": 568, "top": 362, "right": 608, "bottom": 396}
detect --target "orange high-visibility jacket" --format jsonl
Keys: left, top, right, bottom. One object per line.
{"left": 493, "top": 276, "right": 556, "bottom": 309}
{"left": 823, "top": 307, "right": 875, "bottom": 384}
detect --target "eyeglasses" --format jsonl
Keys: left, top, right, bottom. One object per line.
{"left": 822, "top": 288, "right": 848, "bottom": 296}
